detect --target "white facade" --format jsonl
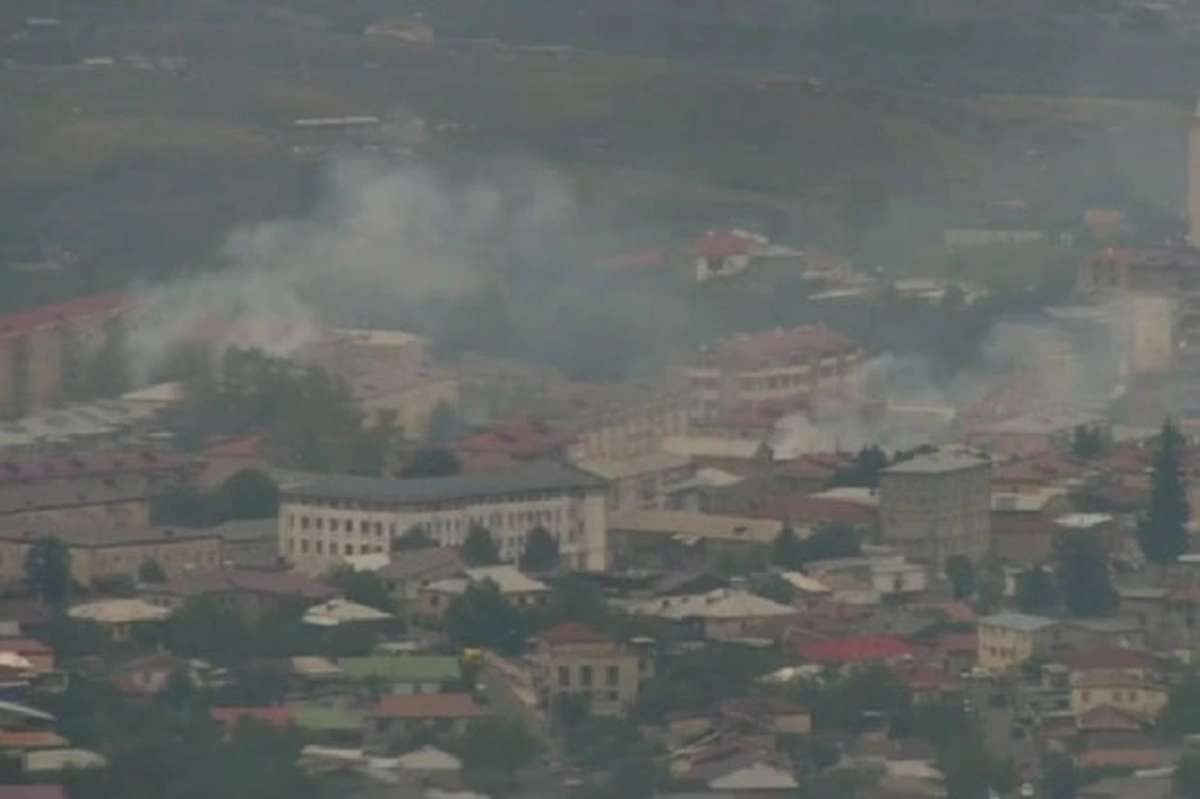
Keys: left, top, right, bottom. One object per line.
{"left": 279, "top": 466, "right": 608, "bottom": 575}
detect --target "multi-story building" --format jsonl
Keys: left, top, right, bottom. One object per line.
{"left": 878, "top": 445, "right": 992, "bottom": 567}
{"left": 530, "top": 622, "right": 654, "bottom": 716}
{"left": 977, "top": 612, "right": 1060, "bottom": 673}
{"left": 278, "top": 464, "right": 609, "bottom": 574}
{"left": 0, "top": 526, "right": 222, "bottom": 588}
{"left": 0, "top": 294, "right": 137, "bottom": 418}
{"left": 678, "top": 326, "right": 865, "bottom": 418}
{"left": 574, "top": 452, "right": 695, "bottom": 512}
{"left": 0, "top": 450, "right": 198, "bottom": 530}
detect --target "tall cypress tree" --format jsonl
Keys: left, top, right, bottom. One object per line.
{"left": 1137, "top": 418, "right": 1191, "bottom": 565}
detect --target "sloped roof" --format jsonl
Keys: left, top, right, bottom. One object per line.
{"left": 536, "top": 622, "right": 613, "bottom": 646}
{"left": 797, "top": 635, "right": 916, "bottom": 665}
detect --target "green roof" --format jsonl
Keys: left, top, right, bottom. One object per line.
{"left": 337, "top": 656, "right": 461, "bottom": 683}
{"left": 287, "top": 705, "right": 364, "bottom": 731}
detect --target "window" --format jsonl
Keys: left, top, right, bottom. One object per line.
{"left": 558, "top": 666, "right": 570, "bottom": 687}
{"left": 344, "top": 543, "right": 354, "bottom": 555}
{"left": 606, "top": 665, "right": 619, "bottom": 687}
{"left": 580, "top": 666, "right": 593, "bottom": 687}
{"left": 1081, "top": 691, "right": 1091, "bottom": 703}
{"left": 301, "top": 517, "right": 310, "bottom": 530}
{"left": 301, "top": 540, "right": 309, "bottom": 553}
{"left": 315, "top": 541, "right": 324, "bottom": 554}
{"left": 606, "top": 691, "right": 619, "bottom": 703}
{"left": 360, "top": 521, "right": 369, "bottom": 534}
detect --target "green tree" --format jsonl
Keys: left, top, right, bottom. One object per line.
{"left": 165, "top": 597, "right": 250, "bottom": 665}
{"left": 799, "top": 522, "right": 862, "bottom": 563}
{"left": 214, "top": 468, "right": 279, "bottom": 519}
{"left": 463, "top": 523, "right": 501, "bottom": 566}
{"left": 24, "top": 536, "right": 72, "bottom": 605}
{"left": 349, "top": 409, "right": 401, "bottom": 477}
{"left": 393, "top": 524, "right": 436, "bottom": 551}
{"left": 1070, "top": 425, "right": 1108, "bottom": 460}
{"left": 453, "top": 716, "right": 543, "bottom": 796}
{"left": 830, "top": 445, "right": 889, "bottom": 488}
{"left": 426, "top": 400, "right": 462, "bottom": 447}
{"left": 445, "top": 581, "right": 527, "bottom": 654}
{"left": 944, "top": 555, "right": 975, "bottom": 600}
{"left": 520, "top": 527, "right": 559, "bottom": 573}
{"left": 1015, "top": 566, "right": 1059, "bottom": 615}
{"left": 1042, "top": 753, "right": 1078, "bottom": 799}
{"left": 1137, "top": 417, "right": 1191, "bottom": 566}
{"left": 1160, "top": 676, "right": 1200, "bottom": 737}
{"left": 138, "top": 559, "right": 168, "bottom": 584}
{"left": 1053, "top": 532, "right": 1117, "bottom": 618}
{"left": 1176, "top": 752, "right": 1200, "bottom": 799}
{"left": 404, "top": 447, "right": 462, "bottom": 478}
{"left": 771, "top": 524, "right": 805, "bottom": 569}
{"left": 323, "top": 565, "right": 395, "bottom": 613}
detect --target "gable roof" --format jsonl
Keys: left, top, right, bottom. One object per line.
{"left": 979, "top": 611, "right": 1057, "bottom": 633}
{"left": 378, "top": 548, "right": 464, "bottom": 581}
{"left": 709, "top": 762, "right": 798, "bottom": 791}
{"left": 536, "top": 622, "right": 613, "bottom": 646}
{"left": 797, "top": 635, "right": 916, "bottom": 665}
{"left": 1064, "top": 648, "right": 1157, "bottom": 672}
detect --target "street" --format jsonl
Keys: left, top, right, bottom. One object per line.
{"left": 968, "top": 679, "right": 1041, "bottom": 798}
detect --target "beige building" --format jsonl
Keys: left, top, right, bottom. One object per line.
{"left": 530, "top": 622, "right": 653, "bottom": 716}
{"left": 1071, "top": 670, "right": 1167, "bottom": 719}
{"left": 977, "top": 612, "right": 1060, "bottom": 673}
{"left": 280, "top": 464, "right": 609, "bottom": 574}
{"left": 678, "top": 325, "right": 865, "bottom": 417}
{"left": 622, "top": 588, "right": 798, "bottom": 642}
{"left": 0, "top": 526, "right": 222, "bottom": 588}
{"left": 575, "top": 452, "right": 695, "bottom": 512}
{"left": 548, "top": 382, "right": 693, "bottom": 462}
{"left": 879, "top": 446, "right": 992, "bottom": 567}
{"left": 415, "top": 565, "right": 549, "bottom": 622}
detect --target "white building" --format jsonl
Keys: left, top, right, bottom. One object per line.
{"left": 279, "top": 464, "right": 608, "bottom": 574}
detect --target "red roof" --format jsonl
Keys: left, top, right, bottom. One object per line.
{"left": 0, "top": 638, "right": 51, "bottom": 655}
{"left": 203, "top": 435, "right": 265, "bottom": 459}
{"left": 365, "top": 693, "right": 485, "bottom": 720}
{"left": 1064, "top": 648, "right": 1157, "bottom": 672}
{"left": 211, "top": 706, "right": 294, "bottom": 729}
{"left": 537, "top": 622, "right": 612, "bottom": 646}
{"left": 0, "top": 449, "right": 197, "bottom": 486}
{"left": 456, "top": 420, "right": 567, "bottom": 459}
{"left": 797, "top": 635, "right": 916, "bottom": 664}
{"left": 1076, "top": 705, "right": 1146, "bottom": 732}
{"left": 695, "top": 325, "right": 860, "bottom": 371}
{"left": 0, "top": 787, "right": 68, "bottom": 799}
{"left": 0, "top": 295, "right": 132, "bottom": 337}
{"left": 683, "top": 230, "right": 765, "bottom": 259}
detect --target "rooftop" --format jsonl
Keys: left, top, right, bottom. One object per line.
{"left": 660, "top": 436, "right": 769, "bottom": 461}
{"left": 0, "top": 294, "right": 132, "bottom": 337}
{"left": 536, "top": 622, "right": 614, "bottom": 647}
{"left": 690, "top": 326, "right": 860, "bottom": 371}
{"left": 608, "top": 510, "right": 786, "bottom": 543}
{"left": 364, "top": 693, "right": 485, "bottom": 720}
{"left": 377, "top": 548, "right": 464, "bottom": 581}
{"left": 337, "top": 656, "right": 461, "bottom": 683}
{"left": 683, "top": 229, "right": 767, "bottom": 259}
{"left": 979, "top": 611, "right": 1057, "bottom": 633}
{"left": 397, "top": 746, "right": 462, "bottom": 772}
{"left": 281, "top": 463, "right": 605, "bottom": 506}
{"left": 146, "top": 569, "right": 336, "bottom": 601}
{"left": 67, "top": 598, "right": 169, "bottom": 624}
{"left": 883, "top": 445, "right": 990, "bottom": 476}
{"left": 627, "top": 589, "right": 796, "bottom": 621}
{"left": 302, "top": 599, "right": 393, "bottom": 627}
{"left": 0, "top": 525, "right": 219, "bottom": 548}
{"left": 0, "top": 449, "right": 196, "bottom": 486}
{"left": 575, "top": 452, "right": 692, "bottom": 480}
{"left": 796, "top": 634, "right": 916, "bottom": 664}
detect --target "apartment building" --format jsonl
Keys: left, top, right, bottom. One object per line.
{"left": 0, "top": 294, "right": 137, "bottom": 418}
{"left": 0, "top": 526, "right": 222, "bottom": 588}
{"left": 878, "top": 446, "right": 992, "bottom": 567}
{"left": 574, "top": 452, "right": 695, "bottom": 512}
{"left": 977, "top": 612, "right": 1060, "bottom": 673}
{"left": 530, "top": 622, "right": 653, "bottom": 716}
{"left": 279, "top": 464, "right": 609, "bottom": 574}
{"left": 678, "top": 326, "right": 865, "bottom": 417}
{"left": 0, "top": 450, "right": 199, "bottom": 530}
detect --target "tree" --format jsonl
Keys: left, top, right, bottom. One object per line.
{"left": 24, "top": 536, "right": 72, "bottom": 605}
{"left": 799, "top": 522, "right": 862, "bottom": 563}
{"left": 830, "top": 445, "right": 889, "bottom": 489}
{"left": 393, "top": 524, "right": 436, "bottom": 551}
{"left": 520, "top": 527, "right": 559, "bottom": 573}
{"left": 348, "top": 409, "right": 401, "bottom": 477}
{"left": 1176, "top": 752, "right": 1200, "bottom": 799}
{"left": 771, "top": 524, "right": 805, "bottom": 570}
{"left": 404, "top": 448, "right": 462, "bottom": 478}
{"left": 1070, "top": 425, "right": 1108, "bottom": 460}
{"left": 1137, "top": 418, "right": 1191, "bottom": 566}
{"left": 1015, "top": 566, "right": 1059, "bottom": 615}
{"left": 214, "top": 469, "right": 279, "bottom": 520}
{"left": 1053, "top": 532, "right": 1117, "bottom": 618}
{"left": 323, "top": 566, "right": 395, "bottom": 613}
{"left": 453, "top": 716, "right": 542, "bottom": 797}
{"left": 1160, "top": 676, "right": 1200, "bottom": 737}
{"left": 138, "top": 559, "right": 168, "bottom": 584}
{"left": 445, "top": 581, "right": 527, "bottom": 654}
{"left": 426, "top": 400, "right": 462, "bottom": 447}
{"left": 1042, "top": 753, "right": 1078, "bottom": 799}
{"left": 944, "top": 555, "right": 975, "bottom": 600}
{"left": 463, "top": 524, "right": 501, "bottom": 566}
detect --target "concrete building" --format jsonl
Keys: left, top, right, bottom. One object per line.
{"left": 0, "top": 399, "right": 164, "bottom": 458}
{"left": 415, "top": 565, "right": 549, "bottom": 622}
{"left": 0, "top": 450, "right": 198, "bottom": 531}
{"left": 279, "top": 464, "right": 609, "bottom": 574}
{"left": 977, "top": 612, "right": 1060, "bottom": 673}
{"left": 0, "top": 526, "right": 222, "bottom": 588}
{"left": 878, "top": 446, "right": 992, "bottom": 567}
{"left": 530, "top": 622, "right": 653, "bottom": 716}
{"left": 678, "top": 326, "right": 865, "bottom": 417}
{"left": 0, "top": 294, "right": 137, "bottom": 418}
{"left": 575, "top": 452, "right": 695, "bottom": 512}
{"left": 1070, "top": 670, "right": 1167, "bottom": 719}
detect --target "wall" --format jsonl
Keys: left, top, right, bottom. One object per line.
{"left": 879, "top": 464, "right": 992, "bottom": 567}
{"left": 0, "top": 534, "right": 221, "bottom": 587}
{"left": 534, "top": 642, "right": 642, "bottom": 716}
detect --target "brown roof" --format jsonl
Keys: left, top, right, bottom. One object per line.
{"left": 378, "top": 548, "right": 464, "bottom": 581}
{"left": 1077, "top": 705, "right": 1146, "bottom": 732}
{"left": 148, "top": 569, "right": 336, "bottom": 600}
{"left": 0, "top": 449, "right": 196, "bottom": 486}
{"left": 1073, "top": 670, "right": 1162, "bottom": 690}
{"left": 536, "top": 622, "right": 613, "bottom": 646}
{"left": 0, "top": 525, "right": 220, "bottom": 549}
{"left": 1076, "top": 748, "right": 1174, "bottom": 770}
{"left": 0, "top": 638, "right": 51, "bottom": 655}
{"left": 0, "top": 787, "right": 68, "bottom": 799}
{"left": 0, "top": 731, "right": 68, "bottom": 750}
{"left": 1065, "top": 648, "right": 1158, "bottom": 672}
{"left": 365, "top": 693, "right": 485, "bottom": 720}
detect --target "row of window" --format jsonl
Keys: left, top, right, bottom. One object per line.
{"left": 1078, "top": 689, "right": 1148, "bottom": 704}
{"left": 557, "top": 663, "right": 621, "bottom": 688}
{"left": 297, "top": 490, "right": 583, "bottom": 514}
{"left": 287, "top": 539, "right": 386, "bottom": 557}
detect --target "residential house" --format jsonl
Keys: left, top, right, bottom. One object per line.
{"left": 605, "top": 509, "right": 783, "bottom": 572}
{"left": 279, "top": 463, "right": 608, "bottom": 574}
{"left": 1057, "top": 618, "right": 1147, "bottom": 653}
{"left": 681, "top": 229, "right": 771, "bottom": 283}
{"left": 977, "top": 612, "right": 1061, "bottom": 673}
{"left": 415, "top": 566, "right": 549, "bottom": 623}
{"left": 1070, "top": 670, "right": 1167, "bottom": 719}
{"left": 0, "top": 786, "right": 69, "bottom": 799}
{"left": 140, "top": 569, "right": 336, "bottom": 619}
{"left": 965, "top": 412, "right": 1106, "bottom": 459}
{"left": 111, "top": 652, "right": 189, "bottom": 697}
{"left": 0, "top": 640, "right": 52, "bottom": 673}
{"left": 530, "top": 622, "right": 653, "bottom": 716}
{"left": 395, "top": 746, "right": 464, "bottom": 792}
{"left": 303, "top": 599, "right": 392, "bottom": 629}
{"left": 623, "top": 589, "right": 798, "bottom": 641}
{"left": 338, "top": 656, "right": 462, "bottom": 695}
{"left": 879, "top": 446, "right": 992, "bottom": 567}
{"left": 0, "top": 525, "right": 222, "bottom": 589}
{"left": 707, "top": 761, "right": 799, "bottom": 798}
{"left": 374, "top": 548, "right": 465, "bottom": 612}
{"left": 212, "top": 518, "right": 279, "bottom": 569}
{"left": 797, "top": 635, "right": 917, "bottom": 669}
{"left": 363, "top": 694, "right": 485, "bottom": 750}
{"left": 67, "top": 599, "right": 169, "bottom": 641}
{"left": 659, "top": 436, "right": 775, "bottom": 476}
{"left": 677, "top": 326, "right": 865, "bottom": 417}
{"left": 666, "top": 698, "right": 811, "bottom": 748}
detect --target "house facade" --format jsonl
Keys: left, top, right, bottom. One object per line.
{"left": 530, "top": 622, "right": 653, "bottom": 716}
